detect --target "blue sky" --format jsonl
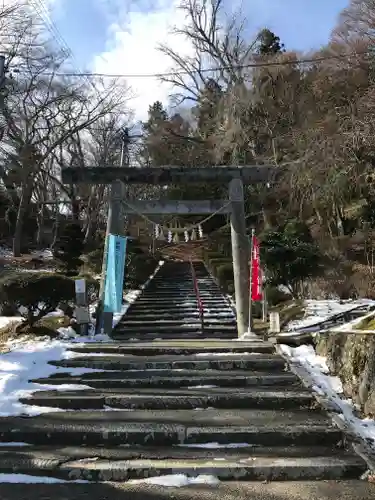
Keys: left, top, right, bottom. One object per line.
{"left": 47, "top": 0, "right": 350, "bottom": 119}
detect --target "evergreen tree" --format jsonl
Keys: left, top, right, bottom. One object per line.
{"left": 53, "top": 221, "right": 85, "bottom": 276}
{"left": 256, "top": 28, "right": 285, "bottom": 55}
{"left": 195, "top": 78, "right": 223, "bottom": 138}
{"left": 260, "top": 220, "right": 322, "bottom": 297}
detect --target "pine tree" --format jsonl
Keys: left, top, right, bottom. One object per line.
{"left": 257, "top": 29, "right": 285, "bottom": 55}
{"left": 53, "top": 221, "right": 85, "bottom": 276}
{"left": 195, "top": 78, "right": 223, "bottom": 138}
{"left": 141, "top": 101, "right": 169, "bottom": 166}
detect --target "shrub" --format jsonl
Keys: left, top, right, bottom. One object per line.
{"left": 215, "top": 262, "right": 234, "bottom": 282}
{"left": 265, "top": 286, "right": 292, "bottom": 307}
{"left": 208, "top": 258, "right": 232, "bottom": 270}
{"left": 215, "top": 263, "right": 234, "bottom": 292}
{"left": 203, "top": 251, "right": 224, "bottom": 263}
{"left": 85, "top": 247, "right": 104, "bottom": 275}
{"left": 53, "top": 222, "right": 85, "bottom": 276}
{"left": 0, "top": 273, "right": 76, "bottom": 327}
{"left": 127, "top": 253, "right": 158, "bottom": 287}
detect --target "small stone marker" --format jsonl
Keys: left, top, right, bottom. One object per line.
{"left": 75, "top": 278, "right": 89, "bottom": 335}
{"left": 269, "top": 311, "right": 280, "bottom": 334}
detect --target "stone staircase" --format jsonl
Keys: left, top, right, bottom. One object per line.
{"left": 0, "top": 261, "right": 373, "bottom": 497}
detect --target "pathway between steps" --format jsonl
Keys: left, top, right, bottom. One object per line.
{"left": 0, "top": 261, "right": 373, "bottom": 499}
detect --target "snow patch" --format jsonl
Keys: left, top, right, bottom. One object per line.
{"left": 279, "top": 343, "right": 375, "bottom": 454}
{"left": 286, "top": 299, "right": 375, "bottom": 332}
{"left": 128, "top": 474, "right": 220, "bottom": 487}
{"left": 0, "top": 474, "right": 88, "bottom": 484}
{"left": 179, "top": 442, "right": 251, "bottom": 449}
{"left": 187, "top": 385, "right": 218, "bottom": 389}
{"left": 0, "top": 339, "right": 100, "bottom": 416}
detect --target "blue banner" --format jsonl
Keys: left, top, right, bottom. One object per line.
{"left": 103, "top": 234, "right": 128, "bottom": 313}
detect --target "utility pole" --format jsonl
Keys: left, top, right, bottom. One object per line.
{"left": 0, "top": 55, "right": 6, "bottom": 140}
{"left": 229, "top": 178, "right": 250, "bottom": 336}
{"left": 96, "top": 128, "right": 128, "bottom": 335}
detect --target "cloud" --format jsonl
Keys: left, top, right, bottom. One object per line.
{"left": 91, "top": 0, "right": 195, "bottom": 121}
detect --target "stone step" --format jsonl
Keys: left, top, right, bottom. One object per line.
{"left": 124, "top": 308, "right": 234, "bottom": 315}
{"left": 22, "top": 386, "right": 314, "bottom": 410}
{"left": 146, "top": 287, "right": 220, "bottom": 292}
{"left": 2, "top": 480, "right": 374, "bottom": 499}
{"left": 140, "top": 292, "right": 222, "bottom": 298}
{"left": 0, "top": 409, "right": 341, "bottom": 447}
{"left": 0, "top": 446, "right": 364, "bottom": 482}
{"left": 122, "top": 312, "right": 235, "bottom": 321}
{"left": 111, "top": 333, "right": 236, "bottom": 341}
{"left": 52, "top": 353, "right": 286, "bottom": 371}
{"left": 69, "top": 341, "right": 275, "bottom": 355}
{"left": 118, "top": 319, "right": 237, "bottom": 327}
{"left": 136, "top": 293, "right": 228, "bottom": 305}
{"left": 112, "top": 325, "right": 237, "bottom": 334}
{"left": 31, "top": 371, "right": 302, "bottom": 389}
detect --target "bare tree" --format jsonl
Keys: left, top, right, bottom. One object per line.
{"left": 0, "top": 5, "right": 130, "bottom": 255}
{"left": 158, "top": 0, "right": 257, "bottom": 105}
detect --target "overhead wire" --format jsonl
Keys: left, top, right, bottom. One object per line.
{"left": 27, "top": 0, "right": 106, "bottom": 105}
{"left": 13, "top": 50, "right": 371, "bottom": 79}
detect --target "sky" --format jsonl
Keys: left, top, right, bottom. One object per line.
{"left": 42, "top": 0, "right": 350, "bottom": 122}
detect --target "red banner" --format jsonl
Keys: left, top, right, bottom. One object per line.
{"left": 251, "top": 235, "right": 263, "bottom": 302}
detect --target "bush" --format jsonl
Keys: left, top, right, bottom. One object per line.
{"left": 215, "top": 263, "right": 234, "bottom": 292}
{"left": 265, "top": 286, "right": 292, "bottom": 307}
{"left": 208, "top": 258, "right": 232, "bottom": 270}
{"left": 203, "top": 251, "right": 224, "bottom": 263}
{"left": 53, "top": 222, "right": 85, "bottom": 276}
{"left": 85, "top": 247, "right": 104, "bottom": 275}
{"left": 126, "top": 253, "right": 158, "bottom": 288}
{"left": 0, "top": 272, "right": 76, "bottom": 327}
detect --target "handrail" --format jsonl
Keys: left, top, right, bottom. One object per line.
{"left": 190, "top": 259, "right": 204, "bottom": 332}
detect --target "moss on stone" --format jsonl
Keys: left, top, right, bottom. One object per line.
{"left": 316, "top": 332, "right": 375, "bottom": 415}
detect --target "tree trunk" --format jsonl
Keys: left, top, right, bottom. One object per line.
{"left": 36, "top": 209, "right": 46, "bottom": 248}
{"left": 13, "top": 181, "right": 33, "bottom": 257}
{"left": 84, "top": 189, "right": 98, "bottom": 245}
{"left": 51, "top": 208, "right": 61, "bottom": 250}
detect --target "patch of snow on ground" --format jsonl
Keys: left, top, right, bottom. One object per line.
{"left": 128, "top": 474, "right": 220, "bottom": 487}
{"left": 0, "top": 246, "right": 12, "bottom": 257}
{"left": 286, "top": 299, "right": 375, "bottom": 332}
{"left": 0, "top": 262, "right": 167, "bottom": 416}
{"left": 179, "top": 442, "right": 251, "bottom": 449}
{"left": 0, "top": 317, "right": 22, "bottom": 329}
{"left": 195, "top": 352, "right": 251, "bottom": 357}
{"left": 0, "top": 339, "right": 105, "bottom": 416}
{"left": 30, "top": 249, "right": 54, "bottom": 260}
{"left": 187, "top": 385, "right": 218, "bottom": 389}
{"left": 279, "top": 343, "right": 375, "bottom": 454}
{"left": 0, "top": 474, "right": 88, "bottom": 484}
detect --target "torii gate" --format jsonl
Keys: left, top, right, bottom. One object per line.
{"left": 62, "top": 165, "right": 273, "bottom": 336}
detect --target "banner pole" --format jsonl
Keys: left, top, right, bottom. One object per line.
{"left": 248, "top": 228, "right": 255, "bottom": 334}
{"left": 262, "top": 266, "right": 267, "bottom": 323}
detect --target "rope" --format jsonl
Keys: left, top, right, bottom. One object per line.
{"left": 121, "top": 198, "right": 232, "bottom": 233}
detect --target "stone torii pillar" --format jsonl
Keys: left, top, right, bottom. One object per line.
{"left": 229, "top": 178, "right": 249, "bottom": 335}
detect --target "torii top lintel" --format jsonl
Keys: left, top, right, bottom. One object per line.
{"left": 61, "top": 165, "right": 277, "bottom": 185}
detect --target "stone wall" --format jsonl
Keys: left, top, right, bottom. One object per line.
{"left": 316, "top": 332, "right": 375, "bottom": 416}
